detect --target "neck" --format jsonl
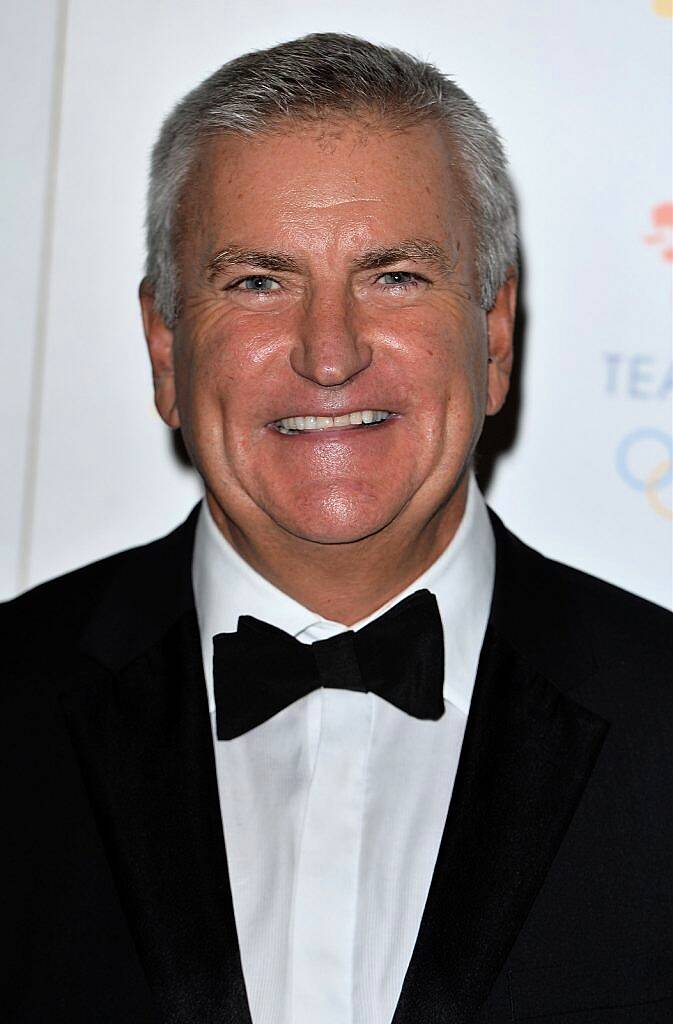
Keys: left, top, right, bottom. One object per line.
{"left": 206, "top": 477, "right": 469, "bottom": 626}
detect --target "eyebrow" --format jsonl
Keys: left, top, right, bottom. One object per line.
{"left": 206, "top": 246, "right": 301, "bottom": 280}
{"left": 205, "top": 237, "right": 457, "bottom": 281}
{"left": 350, "top": 239, "right": 456, "bottom": 276}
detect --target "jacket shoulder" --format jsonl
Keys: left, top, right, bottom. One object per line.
{"left": 522, "top": 531, "right": 668, "bottom": 646}
{"left": 1, "top": 507, "right": 199, "bottom": 676}
{"left": 490, "top": 513, "right": 672, "bottom": 693}
{"left": 4, "top": 547, "right": 132, "bottom": 635}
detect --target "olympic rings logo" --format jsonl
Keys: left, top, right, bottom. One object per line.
{"left": 616, "top": 428, "right": 672, "bottom": 520}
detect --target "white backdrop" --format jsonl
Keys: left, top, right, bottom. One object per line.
{"left": 2, "top": 0, "right": 671, "bottom": 608}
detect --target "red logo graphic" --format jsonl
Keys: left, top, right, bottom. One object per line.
{"left": 651, "top": 0, "right": 673, "bottom": 17}
{"left": 644, "top": 202, "right": 673, "bottom": 262}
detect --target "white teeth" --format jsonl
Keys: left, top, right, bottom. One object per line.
{"left": 274, "top": 410, "right": 392, "bottom": 434}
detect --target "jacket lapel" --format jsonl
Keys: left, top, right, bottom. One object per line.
{"left": 61, "top": 508, "right": 252, "bottom": 1024}
{"left": 392, "top": 513, "right": 610, "bottom": 1024}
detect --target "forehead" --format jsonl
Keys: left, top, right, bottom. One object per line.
{"left": 185, "top": 118, "right": 472, "bottom": 259}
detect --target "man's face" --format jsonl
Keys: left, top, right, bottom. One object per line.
{"left": 142, "top": 118, "right": 515, "bottom": 546}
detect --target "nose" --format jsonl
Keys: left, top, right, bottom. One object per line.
{"left": 289, "top": 285, "right": 372, "bottom": 386}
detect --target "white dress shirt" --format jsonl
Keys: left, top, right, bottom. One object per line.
{"left": 192, "top": 472, "right": 495, "bottom": 1024}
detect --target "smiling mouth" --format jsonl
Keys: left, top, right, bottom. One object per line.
{"left": 271, "top": 410, "right": 393, "bottom": 435}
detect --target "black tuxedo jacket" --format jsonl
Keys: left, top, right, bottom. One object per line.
{"left": 2, "top": 506, "right": 672, "bottom": 1023}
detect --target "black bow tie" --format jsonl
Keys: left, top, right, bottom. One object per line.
{"left": 213, "top": 589, "right": 445, "bottom": 740}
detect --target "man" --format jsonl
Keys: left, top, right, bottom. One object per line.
{"left": 2, "top": 32, "right": 671, "bottom": 1024}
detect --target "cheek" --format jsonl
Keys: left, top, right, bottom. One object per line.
{"left": 413, "top": 326, "right": 489, "bottom": 471}
{"left": 176, "top": 315, "right": 274, "bottom": 417}
{"left": 170, "top": 328, "right": 236, "bottom": 469}
{"left": 415, "top": 318, "right": 487, "bottom": 410}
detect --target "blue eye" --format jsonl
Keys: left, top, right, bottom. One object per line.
{"left": 379, "top": 271, "right": 421, "bottom": 288}
{"left": 236, "top": 276, "right": 280, "bottom": 292}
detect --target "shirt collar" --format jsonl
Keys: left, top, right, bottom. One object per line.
{"left": 192, "top": 471, "right": 495, "bottom": 718}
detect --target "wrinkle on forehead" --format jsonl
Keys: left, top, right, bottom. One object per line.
{"left": 294, "top": 196, "right": 384, "bottom": 210}
{"left": 270, "top": 217, "right": 398, "bottom": 262}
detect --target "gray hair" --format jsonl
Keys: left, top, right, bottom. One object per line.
{"left": 145, "top": 33, "right": 518, "bottom": 325}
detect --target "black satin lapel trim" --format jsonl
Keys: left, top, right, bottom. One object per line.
{"left": 392, "top": 626, "right": 610, "bottom": 1024}
{"left": 62, "top": 609, "right": 252, "bottom": 1024}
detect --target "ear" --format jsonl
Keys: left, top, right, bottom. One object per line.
{"left": 485, "top": 270, "right": 517, "bottom": 416}
{"left": 139, "top": 278, "right": 180, "bottom": 429}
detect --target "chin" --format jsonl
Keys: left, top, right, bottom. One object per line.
{"left": 266, "top": 487, "right": 401, "bottom": 546}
